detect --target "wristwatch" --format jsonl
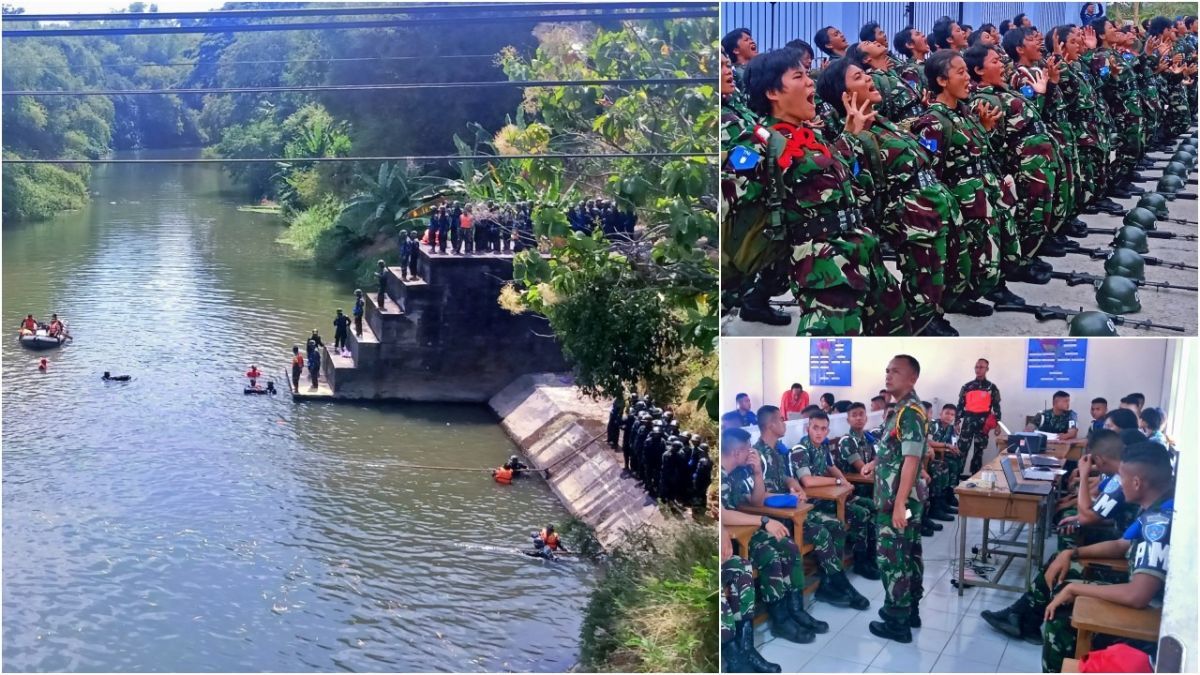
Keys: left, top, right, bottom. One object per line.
{"left": 760, "top": 516, "right": 770, "bottom": 530}
{"left": 836, "top": 478, "right": 843, "bottom": 486}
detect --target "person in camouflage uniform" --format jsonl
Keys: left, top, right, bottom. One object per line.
{"left": 912, "top": 51, "right": 1019, "bottom": 318}
{"left": 893, "top": 27, "right": 931, "bottom": 94}
{"left": 1026, "top": 390, "right": 1080, "bottom": 440}
{"left": 721, "top": 530, "right": 780, "bottom": 673}
{"left": 981, "top": 443, "right": 1173, "bottom": 672}
{"left": 720, "top": 427, "right": 829, "bottom": 644}
{"left": 722, "top": 28, "right": 759, "bottom": 91}
{"left": 925, "top": 403, "right": 960, "bottom": 521}
{"left": 965, "top": 42, "right": 1059, "bottom": 281}
{"left": 834, "top": 401, "right": 877, "bottom": 500}
{"left": 721, "top": 53, "right": 791, "bottom": 326}
{"left": 854, "top": 39, "right": 925, "bottom": 124}
{"left": 1053, "top": 429, "right": 1141, "bottom": 552}
{"left": 819, "top": 49, "right": 959, "bottom": 336}
{"left": 956, "top": 358, "right": 1002, "bottom": 477}
{"left": 742, "top": 48, "right": 909, "bottom": 335}
{"left": 753, "top": 406, "right": 865, "bottom": 606}
{"left": 792, "top": 411, "right": 879, "bottom": 585}
{"left": 868, "top": 354, "right": 927, "bottom": 644}
{"left": 1087, "top": 18, "right": 1145, "bottom": 197}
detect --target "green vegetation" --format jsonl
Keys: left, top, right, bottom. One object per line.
{"left": 578, "top": 523, "right": 718, "bottom": 673}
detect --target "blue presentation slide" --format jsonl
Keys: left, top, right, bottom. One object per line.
{"left": 811, "top": 339, "right": 852, "bottom": 386}
{"left": 1026, "top": 339, "right": 1088, "bottom": 389}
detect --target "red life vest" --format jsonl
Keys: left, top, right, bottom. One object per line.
{"left": 964, "top": 389, "right": 993, "bottom": 414}
{"left": 539, "top": 529, "right": 560, "bottom": 550}
{"left": 493, "top": 467, "right": 513, "bottom": 484}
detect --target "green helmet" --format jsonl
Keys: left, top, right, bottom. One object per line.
{"left": 1157, "top": 174, "right": 1185, "bottom": 194}
{"left": 1112, "top": 225, "right": 1149, "bottom": 254}
{"left": 1163, "top": 161, "right": 1190, "bottom": 178}
{"left": 1179, "top": 140, "right": 1198, "bottom": 152}
{"left": 1171, "top": 150, "right": 1196, "bottom": 167}
{"left": 1095, "top": 276, "right": 1141, "bottom": 314}
{"left": 1069, "top": 311, "right": 1119, "bottom": 336}
{"left": 1122, "top": 206, "right": 1157, "bottom": 231}
{"left": 1104, "top": 247, "right": 1147, "bottom": 280}
{"left": 1136, "top": 192, "right": 1170, "bottom": 219}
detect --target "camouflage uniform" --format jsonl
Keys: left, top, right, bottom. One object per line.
{"left": 873, "top": 390, "right": 927, "bottom": 619}
{"left": 721, "top": 555, "right": 756, "bottom": 643}
{"left": 836, "top": 429, "right": 876, "bottom": 500}
{"left": 1088, "top": 46, "right": 1144, "bottom": 183}
{"left": 911, "top": 102, "right": 1003, "bottom": 308}
{"left": 927, "top": 419, "right": 958, "bottom": 498}
{"left": 760, "top": 115, "right": 910, "bottom": 335}
{"left": 755, "top": 437, "right": 843, "bottom": 574}
{"left": 868, "top": 66, "right": 926, "bottom": 125}
{"left": 722, "top": 465, "right": 807, "bottom": 602}
{"left": 792, "top": 436, "right": 875, "bottom": 556}
{"left": 1042, "top": 496, "right": 1172, "bottom": 672}
{"left": 1014, "top": 63, "right": 1079, "bottom": 238}
{"left": 1033, "top": 408, "right": 1079, "bottom": 435}
{"left": 896, "top": 56, "right": 928, "bottom": 97}
{"left": 956, "top": 378, "right": 1002, "bottom": 476}
{"left": 850, "top": 116, "right": 958, "bottom": 333}
{"left": 1055, "top": 472, "right": 1140, "bottom": 551}
{"left": 1058, "top": 58, "right": 1114, "bottom": 207}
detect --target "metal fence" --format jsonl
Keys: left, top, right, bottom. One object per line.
{"left": 721, "top": 2, "right": 1105, "bottom": 52}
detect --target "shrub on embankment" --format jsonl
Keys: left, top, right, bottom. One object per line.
{"left": 577, "top": 522, "right": 718, "bottom": 673}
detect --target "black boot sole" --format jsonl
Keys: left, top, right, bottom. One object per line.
{"left": 980, "top": 610, "right": 1023, "bottom": 639}
{"left": 868, "top": 620, "right": 912, "bottom": 643}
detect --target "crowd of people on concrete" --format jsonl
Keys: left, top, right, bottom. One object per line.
{"left": 721, "top": 354, "right": 1177, "bottom": 673}
{"left": 417, "top": 198, "right": 639, "bottom": 256}
{"left": 606, "top": 391, "right": 713, "bottom": 509}
{"left": 722, "top": 12, "right": 1198, "bottom": 336}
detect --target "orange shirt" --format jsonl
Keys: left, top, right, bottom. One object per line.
{"left": 460, "top": 213, "right": 474, "bottom": 229}
{"left": 780, "top": 390, "right": 810, "bottom": 418}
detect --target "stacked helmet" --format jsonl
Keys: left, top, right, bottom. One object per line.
{"left": 1157, "top": 173, "right": 1185, "bottom": 196}
{"left": 1069, "top": 311, "right": 1119, "bottom": 336}
{"left": 1112, "top": 226, "right": 1149, "bottom": 254}
{"left": 1095, "top": 276, "right": 1142, "bottom": 314}
{"left": 1136, "top": 192, "right": 1170, "bottom": 219}
{"left": 1163, "top": 161, "right": 1189, "bottom": 178}
{"left": 1122, "top": 207, "right": 1157, "bottom": 231}
{"left": 1172, "top": 149, "right": 1196, "bottom": 166}
{"left": 1104, "top": 248, "right": 1147, "bottom": 280}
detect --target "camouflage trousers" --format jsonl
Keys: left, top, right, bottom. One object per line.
{"left": 1076, "top": 143, "right": 1109, "bottom": 207}
{"left": 876, "top": 492, "right": 924, "bottom": 618}
{"left": 957, "top": 415, "right": 990, "bottom": 477}
{"left": 804, "top": 508, "right": 847, "bottom": 575}
{"left": 1049, "top": 133, "right": 1079, "bottom": 235}
{"left": 1007, "top": 143, "right": 1058, "bottom": 257}
{"left": 790, "top": 233, "right": 910, "bottom": 336}
{"left": 1166, "top": 88, "right": 1192, "bottom": 137}
{"left": 747, "top": 528, "right": 806, "bottom": 603}
{"left": 815, "top": 495, "right": 875, "bottom": 553}
{"left": 942, "top": 176, "right": 1001, "bottom": 306}
{"left": 1116, "top": 113, "right": 1145, "bottom": 179}
{"left": 1027, "top": 558, "right": 1135, "bottom": 672}
{"left": 721, "top": 555, "right": 756, "bottom": 643}
{"left": 929, "top": 449, "right": 961, "bottom": 496}
{"left": 879, "top": 185, "right": 958, "bottom": 331}
{"left": 1053, "top": 505, "right": 1121, "bottom": 552}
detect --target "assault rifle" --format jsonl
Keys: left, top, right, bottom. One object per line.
{"left": 1062, "top": 243, "right": 1199, "bottom": 270}
{"left": 992, "top": 303, "right": 1187, "bottom": 332}
{"left": 1083, "top": 227, "right": 1198, "bottom": 241}
{"left": 1049, "top": 270, "right": 1198, "bottom": 292}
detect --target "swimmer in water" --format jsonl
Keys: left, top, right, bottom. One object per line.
{"left": 38, "top": 358, "right": 48, "bottom": 371}
{"left": 102, "top": 371, "right": 131, "bottom": 381}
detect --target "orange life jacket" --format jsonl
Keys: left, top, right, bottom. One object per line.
{"left": 22, "top": 318, "right": 36, "bottom": 331}
{"left": 246, "top": 369, "right": 261, "bottom": 379}
{"left": 539, "top": 529, "right": 559, "bottom": 550}
{"left": 292, "top": 354, "right": 304, "bottom": 368}
{"left": 964, "top": 389, "right": 993, "bottom": 415}
{"left": 494, "top": 467, "right": 513, "bottom": 484}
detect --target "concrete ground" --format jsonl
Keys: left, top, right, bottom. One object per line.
{"left": 722, "top": 135, "right": 1199, "bottom": 338}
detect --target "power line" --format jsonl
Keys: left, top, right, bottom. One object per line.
{"left": 2, "top": 2, "right": 710, "bottom": 23}
{"left": 98, "top": 54, "right": 502, "bottom": 69}
{"left": 0, "top": 8, "right": 717, "bottom": 38}
{"left": 1, "top": 77, "right": 712, "bottom": 97}
{"left": 3, "top": 152, "right": 717, "bottom": 165}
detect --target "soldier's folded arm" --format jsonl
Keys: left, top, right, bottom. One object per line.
{"left": 1068, "top": 572, "right": 1163, "bottom": 610}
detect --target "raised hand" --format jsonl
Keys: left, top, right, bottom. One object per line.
{"left": 842, "top": 91, "right": 876, "bottom": 134}
{"left": 1083, "top": 26, "right": 1098, "bottom": 51}
{"left": 975, "top": 101, "right": 1002, "bottom": 131}
{"left": 1045, "top": 56, "right": 1061, "bottom": 83}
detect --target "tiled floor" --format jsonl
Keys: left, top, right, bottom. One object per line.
{"left": 754, "top": 517, "right": 1048, "bottom": 673}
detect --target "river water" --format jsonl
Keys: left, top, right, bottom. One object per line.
{"left": 2, "top": 151, "right": 593, "bottom": 672}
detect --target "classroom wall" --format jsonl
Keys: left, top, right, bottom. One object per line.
{"left": 721, "top": 338, "right": 1176, "bottom": 430}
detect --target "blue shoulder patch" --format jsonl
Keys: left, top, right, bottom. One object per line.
{"left": 1100, "top": 65, "right": 1111, "bottom": 78}
{"left": 851, "top": 159, "right": 861, "bottom": 177}
{"left": 919, "top": 137, "right": 938, "bottom": 153}
{"left": 1020, "top": 84, "right": 1036, "bottom": 98}
{"left": 1123, "top": 51, "right": 1135, "bottom": 61}
{"left": 1145, "top": 521, "right": 1167, "bottom": 543}
{"left": 728, "top": 145, "right": 761, "bottom": 171}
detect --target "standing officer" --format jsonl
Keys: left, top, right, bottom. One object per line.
{"left": 956, "top": 357, "right": 1002, "bottom": 477}
{"left": 869, "top": 354, "right": 927, "bottom": 643}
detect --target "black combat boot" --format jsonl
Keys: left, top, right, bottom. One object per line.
{"left": 766, "top": 600, "right": 814, "bottom": 644}
{"left": 928, "top": 497, "right": 955, "bottom": 522}
{"left": 910, "top": 601, "right": 922, "bottom": 628}
{"left": 785, "top": 589, "right": 829, "bottom": 633}
{"left": 853, "top": 530, "right": 881, "bottom": 581}
{"left": 944, "top": 485, "right": 959, "bottom": 508}
{"left": 722, "top": 636, "right": 747, "bottom": 673}
{"left": 737, "top": 619, "right": 782, "bottom": 672}
{"left": 919, "top": 513, "right": 939, "bottom": 537}
{"left": 869, "top": 610, "right": 913, "bottom": 643}
{"left": 833, "top": 570, "right": 870, "bottom": 610}
{"left": 739, "top": 272, "right": 790, "bottom": 326}
{"left": 981, "top": 595, "right": 1035, "bottom": 639}
{"left": 814, "top": 571, "right": 855, "bottom": 608}
{"left": 947, "top": 300, "right": 994, "bottom": 317}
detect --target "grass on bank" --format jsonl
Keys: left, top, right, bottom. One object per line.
{"left": 575, "top": 521, "right": 718, "bottom": 673}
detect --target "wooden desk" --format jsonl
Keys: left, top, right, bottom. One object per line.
{"left": 953, "top": 454, "right": 1056, "bottom": 595}
{"left": 996, "top": 433, "right": 1088, "bottom": 461}
{"left": 1071, "top": 596, "right": 1162, "bottom": 659}
{"left": 846, "top": 472, "right": 873, "bottom": 485}
{"left": 806, "top": 483, "right": 852, "bottom": 523}
{"left": 736, "top": 502, "right": 814, "bottom": 555}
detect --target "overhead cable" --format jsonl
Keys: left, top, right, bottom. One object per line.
{"left": 3, "top": 152, "right": 717, "bottom": 165}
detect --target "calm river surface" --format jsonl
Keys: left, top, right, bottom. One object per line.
{"left": 2, "top": 150, "right": 592, "bottom": 672}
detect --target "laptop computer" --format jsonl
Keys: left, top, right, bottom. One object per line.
{"left": 1006, "top": 432, "right": 1062, "bottom": 467}
{"left": 1014, "top": 451, "right": 1059, "bottom": 481}
{"left": 1000, "top": 457, "right": 1053, "bottom": 496}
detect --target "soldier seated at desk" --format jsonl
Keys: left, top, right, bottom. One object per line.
{"left": 1025, "top": 390, "right": 1079, "bottom": 440}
